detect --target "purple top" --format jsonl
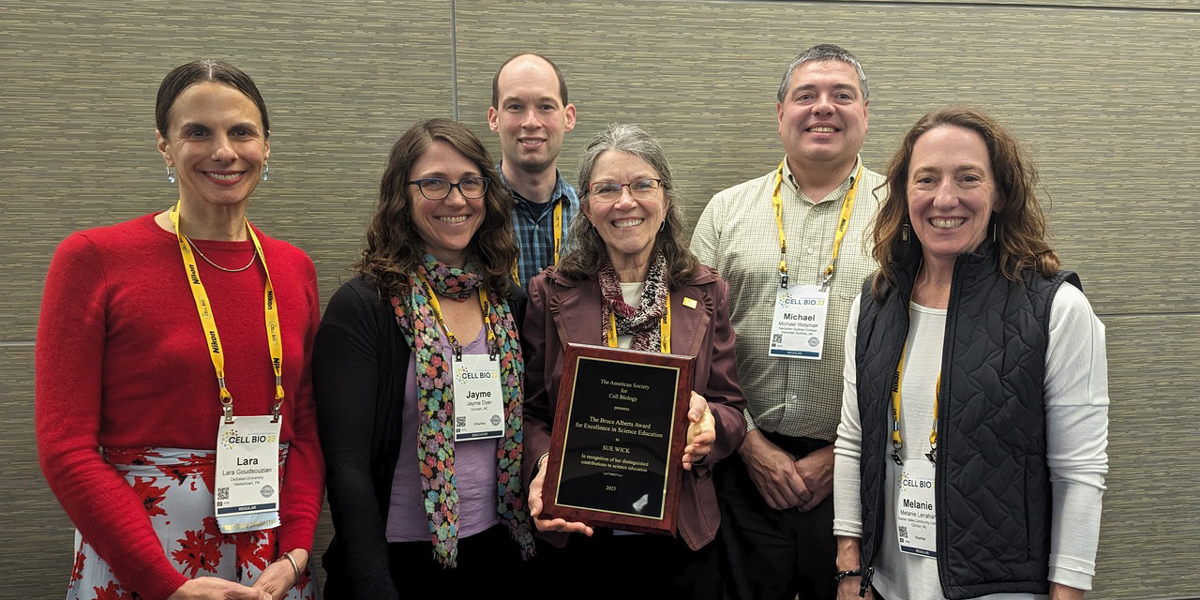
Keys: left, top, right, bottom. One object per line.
{"left": 386, "top": 325, "right": 501, "bottom": 542}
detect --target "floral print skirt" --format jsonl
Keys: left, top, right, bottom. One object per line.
{"left": 64, "top": 446, "right": 319, "bottom": 600}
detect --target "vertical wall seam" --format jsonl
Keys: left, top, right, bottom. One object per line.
{"left": 450, "top": 0, "right": 459, "bottom": 121}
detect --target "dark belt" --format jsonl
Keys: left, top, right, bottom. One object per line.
{"left": 759, "top": 430, "right": 830, "bottom": 458}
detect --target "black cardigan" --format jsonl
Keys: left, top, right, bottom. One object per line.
{"left": 313, "top": 276, "right": 525, "bottom": 599}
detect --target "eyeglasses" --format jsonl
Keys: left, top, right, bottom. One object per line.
{"left": 409, "top": 177, "right": 491, "bottom": 201}
{"left": 587, "top": 178, "right": 665, "bottom": 203}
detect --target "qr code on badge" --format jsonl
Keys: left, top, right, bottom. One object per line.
{"left": 456, "top": 417, "right": 466, "bottom": 428}
{"left": 218, "top": 487, "right": 230, "bottom": 501}
{"left": 772, "top": 334, "right": 783, "bottom": 344}
{"left": 898, "top": 526, "right": 908, "bottom": 538}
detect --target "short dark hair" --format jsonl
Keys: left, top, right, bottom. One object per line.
{"left": 491, "top": 53, "right": 569, "bottom": 108}
{"left": 777, "top": 44, "right": 869, "bottom": 103}
{"left": 357, "top": 118, "right": 518, "bottom": 300}
{"left": 156, "top": 59, "right": 269, "bottom": 138}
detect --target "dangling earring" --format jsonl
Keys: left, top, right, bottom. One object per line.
{"left": 991, "top": 219, "right": 998, "bottom": 243}
{"left": 901, "top": 218, "right": 910, "bottom": 243}
{"left": 659, "top": 220, "right": 666, "bottom": 232}
{"left": 261, "top": 162, "right": 269, "bottom": 181}
{"left": 166, "top": 166, "right": 177, "bottom": 184}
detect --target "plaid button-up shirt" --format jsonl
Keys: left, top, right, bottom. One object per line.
{"left": 499, "top": 166, "right": 580, "bottom": 289}
{"left": 692, "top": 156, "right": 885, "bottom": 441}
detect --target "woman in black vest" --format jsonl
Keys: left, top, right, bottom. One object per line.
{"left": 831, "top": 107, "right": 1109, "bottom": 600}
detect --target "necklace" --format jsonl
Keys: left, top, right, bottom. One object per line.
{"left": 183, "top": 234, "right": 257, "bottom": 273}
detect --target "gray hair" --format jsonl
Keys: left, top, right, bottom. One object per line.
{"left": 576, "top": 124, "right": 681, "bottom": 210}
{"left": 558, "top": 124, "right": 699, "bottom": 288}
{"left": 776, "top": 44, "right": 869, "bottom": 103}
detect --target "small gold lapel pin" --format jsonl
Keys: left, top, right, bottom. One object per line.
{"left": 682, "top": 297, "right": 698, "bottom": 309}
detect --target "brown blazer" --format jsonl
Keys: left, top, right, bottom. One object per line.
{"left": 520, "top": 264, "right": 746, "bottom": 550}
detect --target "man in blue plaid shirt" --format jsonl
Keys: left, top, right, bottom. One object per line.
{"left": 488, "top": 53, "right": 579, "bottom": 289}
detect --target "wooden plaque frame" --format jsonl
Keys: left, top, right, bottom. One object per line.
{"left": 541, "top": 343, "right": 695, "bottom": 535}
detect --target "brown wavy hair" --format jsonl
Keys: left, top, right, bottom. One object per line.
{"left": 557, "top": 124, "right": 700, "bottom": 290}
{"left": 870, "top": 107, "right": 1059, "bottom": 300}
{"left": 356, "top": 118, "right": 517, "bottom": 299}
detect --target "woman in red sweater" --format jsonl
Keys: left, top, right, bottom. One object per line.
{"left": 36, "top": 60, "right": 323, "bottom": 600}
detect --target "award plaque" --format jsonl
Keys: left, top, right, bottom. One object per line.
{"left": 541, "top": 343, "right": 696, "bottom": 535}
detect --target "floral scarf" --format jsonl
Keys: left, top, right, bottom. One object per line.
{"left": 392, "top": 253, "right": 535, "bottom": 566}
{"left": 597, "top": 251, "right": 669, "bottom": 352}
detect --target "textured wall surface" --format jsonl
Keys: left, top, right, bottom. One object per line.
{"left": 3, "top": 0, "right": 1197, "bottom": 598}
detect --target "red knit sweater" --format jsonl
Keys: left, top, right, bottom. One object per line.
{"left": 36, "top": 214, "right": 325, "bottom": 600}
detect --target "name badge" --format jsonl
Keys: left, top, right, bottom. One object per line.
{"left": 215, "top": 415, "right": 281, "bottom": 534}
{"left": 453, "top": 353, "right": 505, "bottom": 441}
{"left": 895, "top": 460, "right": 937, "bottom": 558}
{"left": 768, "top": 284, "right": 829, "bottom": 359}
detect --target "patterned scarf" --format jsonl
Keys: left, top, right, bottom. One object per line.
{"left": 597, "top": 251, "right": 669, "bottom": 352}
{"left": 392, "top": 253, "right": 535, "bottom": 567}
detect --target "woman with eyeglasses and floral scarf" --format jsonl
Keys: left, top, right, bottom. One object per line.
{"left": 313, "top": 118, "right": 535, "bottom": 599}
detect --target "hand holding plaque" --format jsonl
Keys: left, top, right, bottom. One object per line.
{"left": 539, "top": 343, "right": 696, "bottom": 535}
{"left": 682, "top": 392, "right": 716, "bottom": 471}
{"left": 528, "top": 454, "right": 594, "bottom": 536}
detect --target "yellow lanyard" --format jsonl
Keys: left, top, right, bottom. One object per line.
{"left": 889, "top": 346, "right": 941, "bottom": 464}
{"left": 415, "top": 272, "right": 497, "bottom": 360}
{"left": 605, "top": 291, "right": 671, "bottom": 353}
{"left": 552, "top": 200, "right": 563, "bottom": 265}
{"left": 510, "top": 199, "right": 565, "bottom": 284}
{"left": 170, "top": 203, "right": 283, "bottom": 424}
{"left": 771, "top": 161, "right": 863, "bottom": 289}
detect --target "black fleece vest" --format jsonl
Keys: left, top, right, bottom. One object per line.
{"left": 854, "top": 244, "right": 1079, "bottom": 599}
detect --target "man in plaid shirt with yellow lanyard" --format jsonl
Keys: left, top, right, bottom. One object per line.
{"left": 488, "top": 53, "right": 580, "bottom": 289}
{"left": 691, "top": 44, "right": 884, "bottom": 600}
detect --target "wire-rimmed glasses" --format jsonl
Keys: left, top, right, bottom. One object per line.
{"left": 587, "top": 178, "right": 664, "bottom": 203}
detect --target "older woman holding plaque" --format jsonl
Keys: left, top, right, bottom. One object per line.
{"left": 521, "top": 124, "right": 746, "bottom": 597}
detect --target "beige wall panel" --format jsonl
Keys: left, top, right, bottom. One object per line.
{"left": 1095, "top": 314, "right": 1200, "bottom": 599}
{"left": 312, "top": 505, "right": 336, "bottom": 589}
{"left": 0, "top": 346, "right": 75, "bottom": 596}
{"left": 830, "top": 0, "right": 1195, "bottom": 8}
{"left": 455, "top": 1, "right": 1199, "bottom": 318}
{"left": 0, "top": 0, "right": 455, "bottom": 341}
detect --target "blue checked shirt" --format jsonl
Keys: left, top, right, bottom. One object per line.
{"left": 498, "top": 165, "right": 580, "bottom": 289}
